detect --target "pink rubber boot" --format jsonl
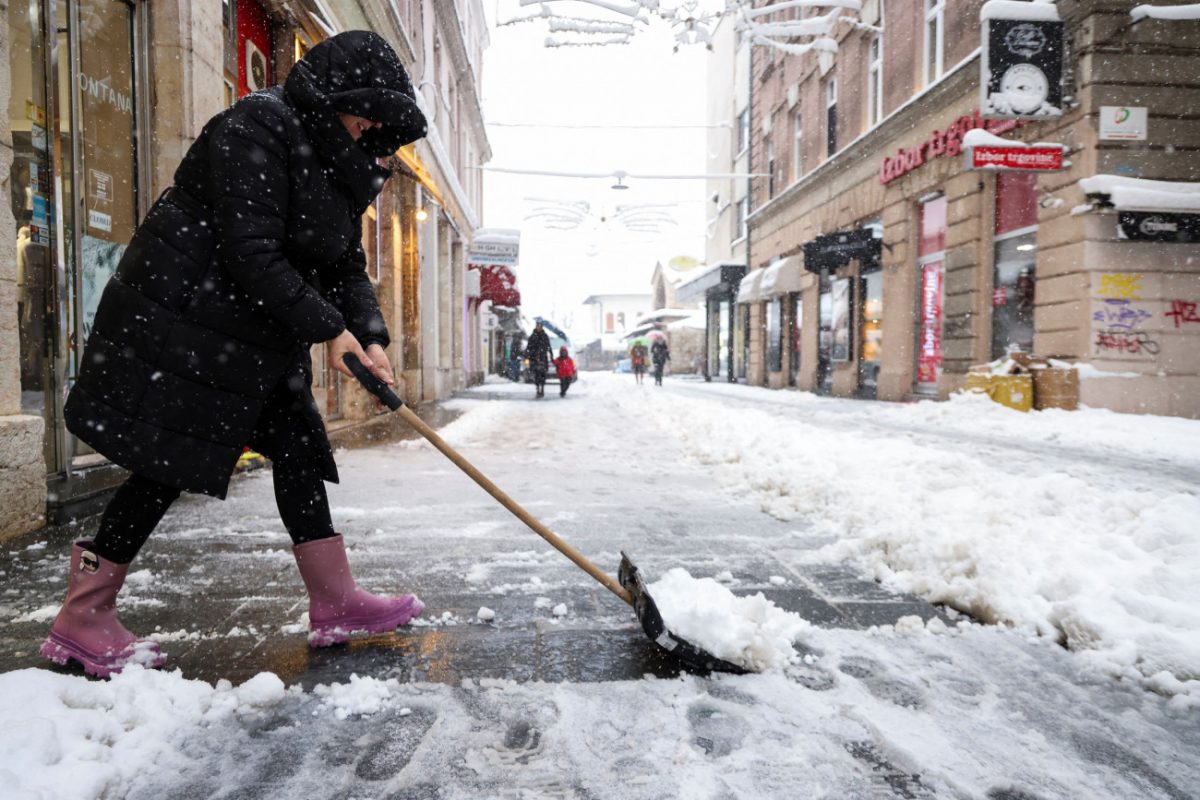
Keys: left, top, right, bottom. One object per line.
{"left": 293, "top": 534, "right": 424, "bottom": 647}
{"left": 39, "top": 541, "right": 166, "bottom": 677}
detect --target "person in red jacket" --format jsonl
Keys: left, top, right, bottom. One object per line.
{"left": 552, "top": 346, "right": 577, "bottom": 397}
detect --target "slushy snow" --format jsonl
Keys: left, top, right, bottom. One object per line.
{"left": 648, "top": 568, "right": 811, "bottom": 672}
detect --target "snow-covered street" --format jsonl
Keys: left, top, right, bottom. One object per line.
{"left": 2, "top": 373, "right": 1197, "bottom": 799}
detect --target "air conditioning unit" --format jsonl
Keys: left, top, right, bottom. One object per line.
{"left": 245, "top": 39, "right": 268, "bottom": 92}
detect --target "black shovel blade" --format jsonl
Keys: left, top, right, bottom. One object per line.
{"left": 618, "top": 551, "right": 747, "bottom": 675}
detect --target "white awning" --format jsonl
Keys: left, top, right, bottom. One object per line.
{"left": 736, "top": 269, "right": 766, "bottom": 304}
{"left": 759, "top": 256, "right": 806, "bottom": 297}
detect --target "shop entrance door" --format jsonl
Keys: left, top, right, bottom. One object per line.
{"left": 916, "top": 195, "right": 947, "bottom": 395}
{"left": 816, "top": 273, "right": 833, "bottom": 394}
{"left": 7, "top": 0, "right": 145, "bottom": 487}
{"left": 857, "top": 268, "right": 882, "bottom": 398}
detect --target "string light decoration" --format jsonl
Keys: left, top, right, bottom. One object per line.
{"left": 523, "top": 197, "right": 682, "bottom": 235}
{"left": 500, "top": 0, "right": 867, "bottom": 52}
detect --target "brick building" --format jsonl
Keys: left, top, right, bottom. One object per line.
{"left": 734, "top": 0, "right": 1199, "bottom": 415}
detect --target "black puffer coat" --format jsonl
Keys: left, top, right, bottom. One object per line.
{"left": 64, "top": 31, "right": 426, "bottom": 498}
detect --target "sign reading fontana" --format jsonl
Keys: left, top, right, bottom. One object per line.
{"left": 968, "top": 145, "right": 1063, "bottom": 171}
{"left": 879, "top": 110, "right": 1026, "bottom": 185}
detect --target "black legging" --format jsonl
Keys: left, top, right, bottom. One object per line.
{"left": 91, "top": 461, "right": 336, "bottom": 564}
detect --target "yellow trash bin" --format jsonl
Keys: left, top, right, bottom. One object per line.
{"left": 963, "top": 372, "right": 1033, "bottom": 413}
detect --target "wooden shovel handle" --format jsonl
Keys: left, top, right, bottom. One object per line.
{"left": 342, "top": 355, "right": 632, "bottom": 605}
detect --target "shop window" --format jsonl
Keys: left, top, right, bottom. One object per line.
{"left": 924, "top": 0, "right": 945, "bottom": 86}
{"left": 860, "top": 268, "right": 883, "bottom": 394}
{"left": 992, "top": 173, "right": 1039, "bottom": 358}
{"left": 825, "top": 77, "right": 838, "bottom": 157}
{"left": 817, "top": 274, "right": 834, "bottom": 393}
{"left": 605, "top": 312, "right": 614, "bottom": 333}
{"left": 917, "top": 194, "right": 947, "bottom": 393}
{"left": 767, "top": 298, "right": 783, "bottom": 373}
{"left": 867, "top": 33, "right": 883, "bottom": 127}
{"left": 789, "top": 292, "right": 802, "bottom": 385}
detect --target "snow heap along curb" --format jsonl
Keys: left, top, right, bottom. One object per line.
{"left": 648, "top": 569, "right": 812, "bottom": 672}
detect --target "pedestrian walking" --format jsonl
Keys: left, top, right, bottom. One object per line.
{"left": 508, "top": 336, "right": 524, "bottom": 382}
{"left": 524, "top": 321, "right": 553, "bottom": 398}
{"left": 552, "top": 346, "right": 577, "bottom": 397}
{"left": 630, "top": 341, "right": 649, "bottom": 386}
{"left": 651, "top": 337, "right": 670, "bottom": 386}
{"left": 41, "top": 31, "right": 429, "bottom": 678}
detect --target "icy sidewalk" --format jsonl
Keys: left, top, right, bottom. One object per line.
{"left": 0, "top": 373, "right": 1197, "bottom": 799}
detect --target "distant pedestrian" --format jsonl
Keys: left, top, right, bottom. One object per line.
{"left": 630, "top": 341, "right": 649, "bottom": 386}
{"left": 651, "top": 338, "right": 670, "bottom": 386}
{"left": 552, "top": 346, "right": 577, "bottom": 397}
{"left": 508, "top": 337, "right": 524, "bottom": 382}
{"left": 524, "top": 321, "right": 553, "bottom": 398}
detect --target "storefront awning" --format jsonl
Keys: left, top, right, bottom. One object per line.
{"left": 472, "top": 264, "right": 521, "bottom": 307}
{"left": 676, "top": 262, "right": 747, "bottom": 304}
{"left": 736, "top": 269, "right": 765, "bottom": 304}
{"left": 758, "top": 256, "right": 806, "bottom": 297}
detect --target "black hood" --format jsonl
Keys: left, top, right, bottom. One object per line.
{"left": 284, "top": 31, "right": 426, "bottom": 213}
{"left": 285, "top": 30, "right": 427, "bottom": 157}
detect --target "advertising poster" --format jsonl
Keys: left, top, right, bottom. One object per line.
{"left": 918, "top": 261, "right": 944, "bottom": 386}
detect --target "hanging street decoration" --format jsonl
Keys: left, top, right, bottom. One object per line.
{"left": 500, "top": 0, "right": 866, "bottom": 53}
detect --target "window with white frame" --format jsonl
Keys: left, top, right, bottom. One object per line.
{"left": 867, "top": 33, "right": 883, "bottom": 127}
{"left": 825, "top": 77, "right": 838, "bottom": 156}
{"left": 924, "top": 0, "right": 945, "bottom": 85}
{"left": 766, "top": 129, "right": 776, "bottom": 198}
{"left": 791, "top": 106, "right": 803, "bottom": 181}
{"left": 736, "top": 106, "right": 750, "bottom": 156}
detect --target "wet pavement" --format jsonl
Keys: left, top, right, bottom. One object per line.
{"left": 2, "top": 374, "right": 1195, "bottom": 800}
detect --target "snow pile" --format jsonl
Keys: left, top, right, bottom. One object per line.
{"left": 1131, "top": 3, "right": 1200, "bottom": 21}
{"left": 0, "top": 666, "right": 290, "bottom": 799}
{"left": 314, "top": 673, "right": 400, "bottom": 719}
{"left": 625, "top": 381, "right": 1200, "bottom": 698}
{"left": 648, "top": 568, "right": 811, "bottom": 672}
{"left": 981, "top": 0, "right": 1061, "bottom": 21}
{"left": 1079, "top": 174, "right": 1200, "bottom": 213}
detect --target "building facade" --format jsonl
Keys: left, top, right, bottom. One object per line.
{"left": 737, "top": 0, "right": 1199, "bottom": 416}
{"left": 0, "top": 0, "right": 490, "bottom": 541}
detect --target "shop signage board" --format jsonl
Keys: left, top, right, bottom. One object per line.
{"left": 879, "top": 110, "right": 1026, "bottom": 185}
{"left": 802, "top": 229, "right": 881, "bottom": 272}
{"left": 967, "top": 144, "right": 1064, "bottom": 171}
{"left": 980, "top": 5, "right": 1065, "bottom": 119}
{"left": 469, "top": 230, "right": 521, "bottom": 267}
{"left": 1099, "top": 106, "right": 1148, "bottom": 141}
{"left": 1117, "top": 211, "right": 1200, "bottom": 243}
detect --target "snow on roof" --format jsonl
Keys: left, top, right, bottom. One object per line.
{"left": 961, "top": 128, "right": 1066, "bottom": 149}
{"left": 1078, "top": 175, "right": 1200, "bottom": 213}
{"left": 980, "top": 0, "right": 1061, "bottom": 22}
{"left": 1131, "top": 3, "right": 1200, "bottom": 21}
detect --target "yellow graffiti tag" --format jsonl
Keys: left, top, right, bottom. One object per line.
{"left": 1098, "top": 273, "right": 1143, "bottom": 300}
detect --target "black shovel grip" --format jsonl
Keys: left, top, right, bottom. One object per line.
{"left": 342, "top": 353, "right": 404, "bottom": 411}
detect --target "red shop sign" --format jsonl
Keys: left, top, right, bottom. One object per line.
{"left": 880, "top": 110, "right": 1028, "bottom": 185}
{"left": 969, "top": 145, "right": 1063, "bottom": 171}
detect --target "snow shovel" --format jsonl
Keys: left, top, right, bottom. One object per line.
{"left": 343, "top": 354, "right": 746, "bottom": 674}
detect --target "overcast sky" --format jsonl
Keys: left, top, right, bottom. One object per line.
{"left": 480, "top": 1, "right": 719, "bottom": 339}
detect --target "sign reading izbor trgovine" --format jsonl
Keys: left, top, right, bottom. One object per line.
{"left": 980, "top": 1, "right": 1065, "bottom": 120}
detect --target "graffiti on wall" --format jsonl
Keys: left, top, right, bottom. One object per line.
{"left": 1090, "top": 273, "right": 1160, "bottom": 358}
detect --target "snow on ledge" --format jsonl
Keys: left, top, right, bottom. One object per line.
{"left": 981, "top": 0, "right": 1061, "bottom": 22}
{"left": 1131, "top": 3, "right": 1200, "bottom": 21}
{"left": 1079, "top": 175, "right": 1200, "bottom": 213}
{"left": 961, "top": 128, "right": 1065, "bottom": 150}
